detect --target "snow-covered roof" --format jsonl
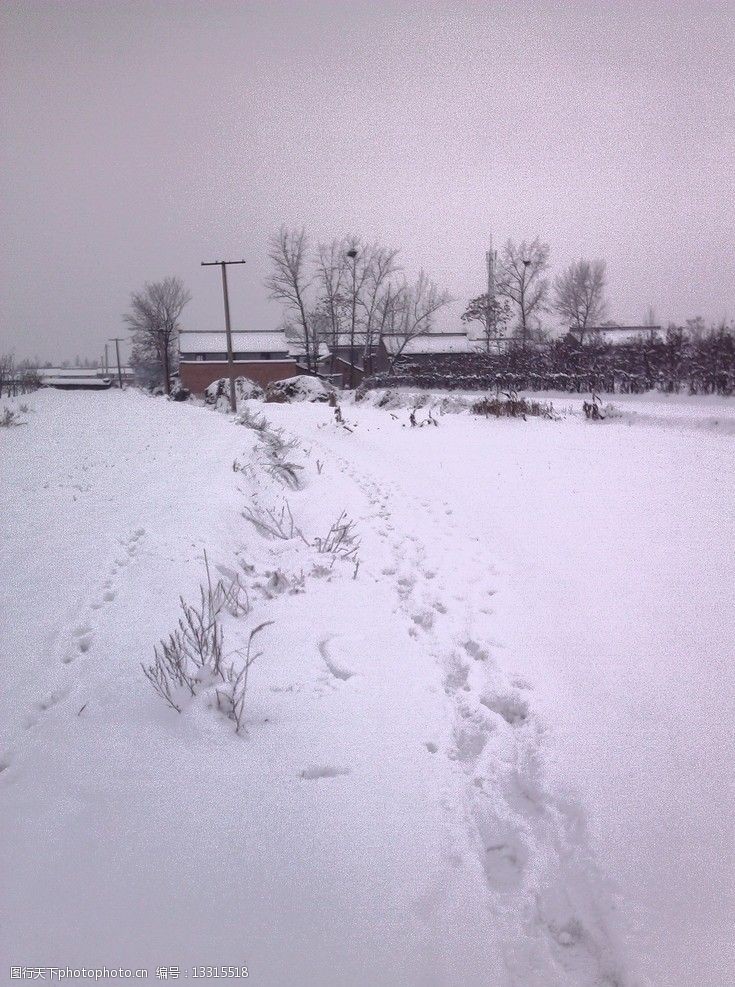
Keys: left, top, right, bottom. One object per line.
{"left": 319, "top": 332, "right": 370, "bottom": 349}
{"left": 38, "top": 368, "right": 128, "bottom": 378}
{"left": 179, "top": 330, "right": 290, "bottom": 354}
{"left": 382, "top": 333, "right": 479, "bottom": 356}
{"left": 288, "top": 341, "right": 330, "bottom": 360}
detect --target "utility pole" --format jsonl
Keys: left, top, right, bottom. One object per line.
{"left": 104, "top": 343, "right": 109, "bottom": 376}
{"left": 109, "top": 338, "right": 124, "bottom": 389}
{"left": 201, "top": 259, "right": 246, "bottom": 412}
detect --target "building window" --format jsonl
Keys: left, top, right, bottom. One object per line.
{"left": 260, "top": 352, "right": 271, "bottom": 360}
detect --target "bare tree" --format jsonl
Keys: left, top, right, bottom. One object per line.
{"left": 315, "top": 238, "right": 349, "bottom": 375}
{"left": 340, "top": 236, "right": 382, "bottom": 387}
{"left": 266, "top": 227, "right": 319, "bottom": 373}
{"left": 461, "top": 293, "right": 512, "bottom": 352}
{"left": 0, "top": 353, "right": 14, "bottom": 398}
{"left": 123, "top": 277, "right": 191, "bottom": 394}
{"left": 355, "top": 242, "right": 400, "bottom": 374}
{"left": 553, "top": 259, "right": 607, "bottom": 343}
{"left": 496, "top": 238, "right": 550, "bottom": 348}
{"left": 314, "top": 236, "right": 401, "bottom": 383}
{"left": 385, "top": 272, "right": 453, "bottom": 373}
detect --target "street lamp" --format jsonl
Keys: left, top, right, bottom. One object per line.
{"left": 521, "top": 259, "right": 532, "bottom": 350}
{"left": 346, "top": 249, "right": 358, "bottom": 387}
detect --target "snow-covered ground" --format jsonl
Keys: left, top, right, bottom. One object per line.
{"left": 1, "top": 389, "right": 733, "bottom": 986}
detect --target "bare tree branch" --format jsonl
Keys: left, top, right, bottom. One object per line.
{"left": 386, "top": 272, "right": 453, "bottom": 372}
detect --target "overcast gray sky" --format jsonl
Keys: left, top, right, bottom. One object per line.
{"left": 1, "top": 0, "right": 733, "bottom": 363}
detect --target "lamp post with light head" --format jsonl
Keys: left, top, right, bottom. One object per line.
{"left": 521, "top": 258, "right": 532, "bottom": 350}
{"left": 346, "top": 248, "right": 358, "bottom": 388}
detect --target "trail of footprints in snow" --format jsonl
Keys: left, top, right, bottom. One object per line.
{"left": 336, "top": 458, "right": 617, "bottom": 982}
{"left": 1, "top": 528, "right": 148, "bottom": 765}
{"left": 62, "top": 526, "right": 146, "bottom": 665}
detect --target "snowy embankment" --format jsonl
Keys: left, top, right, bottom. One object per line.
{"left": 1, "top": 389, "right": 732, "bottom": 986}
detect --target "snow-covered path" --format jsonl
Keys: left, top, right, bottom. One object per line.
{"left": 1, "top": 390, "right": 732, "bottom": 986}
{"left": 265, "top": 395, "right": 735, "bottom": 987}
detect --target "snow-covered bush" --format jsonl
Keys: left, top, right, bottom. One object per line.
{"left": 205, "top": 376, "right": 264, "bottom": 409}
{"left": 141, "top": 561, "right": 271, "bottom": 735}
{"left": 264, "top": 375, "right": 335, "bottom": 403}
{"left": 169, "top": 382, "right": 191, "bottom": 402}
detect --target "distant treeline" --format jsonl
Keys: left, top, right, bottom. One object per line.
{"left": 363, "top": 325, "right": 735, "bottom": 395}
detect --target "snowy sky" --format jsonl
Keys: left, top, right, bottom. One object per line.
{"left": 1, "top": 0, "right": 734, "bottom": 362}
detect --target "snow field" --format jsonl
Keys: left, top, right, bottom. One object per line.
{"left": 1, "top": 388, "right": 732, "bottom": 986}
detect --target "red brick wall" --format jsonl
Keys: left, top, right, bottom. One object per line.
{"left": 180, "top": 361, "right": 300, "bottom": 395}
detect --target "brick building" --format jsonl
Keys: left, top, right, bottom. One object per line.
{"left": 377, "top": 331, "right": 484, "bottom": 375}
{"left": 178, "top": 329, "right": 300, "bottom": 394}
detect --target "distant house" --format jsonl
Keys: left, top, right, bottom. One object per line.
{"left": 178, "top": 329, "right": 300, "bottom": 394}
{"left": 315, "top": 332, "right": 374, "bottom": 386}
{"left": 39, "top": 367, "right": 133, "bottom": 390}
{"left": 376, "top": 331, "right": 483, "bottom": 375}
{"left": 287, "top": 340, "right": 330, "bottom": 374}
{"left": 316, "top": 330, "right": 487, "bottom": 384}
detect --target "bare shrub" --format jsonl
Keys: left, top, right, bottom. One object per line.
{"left": 141, "top": 557, "right": 270, "bottom": 734}
{"left": 260, "top": 428, "right": 303, "bottom": 489}
{"left": 244, "top": 498, "right": 360, "bottom": 570}
{"left": 238, "top": 411, "right": 305, "bottom": 489}
{"left": 0, "top": 407, "right": 24, "bottom": 427}
{"left": 582, "top": 391, "right": 606, "bottom": 420}
{"left": 218, "top": 622, "right": 272, "bottom": 734}
{"left": 236, "top": 407, "right": 269, "bottom": 433}
{"left": 243, "top": 501, "right": 303, "bottom": 540}
{"left": 313, "top": 511, "right": 360, "bottom": 565}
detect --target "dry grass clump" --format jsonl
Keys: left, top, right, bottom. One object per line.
{"left": 472, "top": 392, "right": 555, "bottom": 420}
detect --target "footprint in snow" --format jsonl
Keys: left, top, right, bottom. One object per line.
{"left": 74, "top": 625, "right": 94, "bottom": 654}
{"left": 91, "top": 582, "right": 117, "bottom": 610}
{"left": 300, "top": 765, "right": 351, "bottom": 780}
{"left": 37, "top": 688, "right": 67, "bottom": 712}
{"left": 480, "top": 691, "right": 529, "bottom": 726}
{"left": 411, "top": 611, "right": 434, "bottom": 632}
{"left": 318, "top": 637, "right": 355, "bottom": 681}
{"left": 463, "top": 639, "right": 489, "bottom": 662}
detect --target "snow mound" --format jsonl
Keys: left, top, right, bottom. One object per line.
{"left": 265, "top": 375, "right": 335, "bottom": 403}
{"left": 204, "top": 376, "right": 264, "bottom": 408}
